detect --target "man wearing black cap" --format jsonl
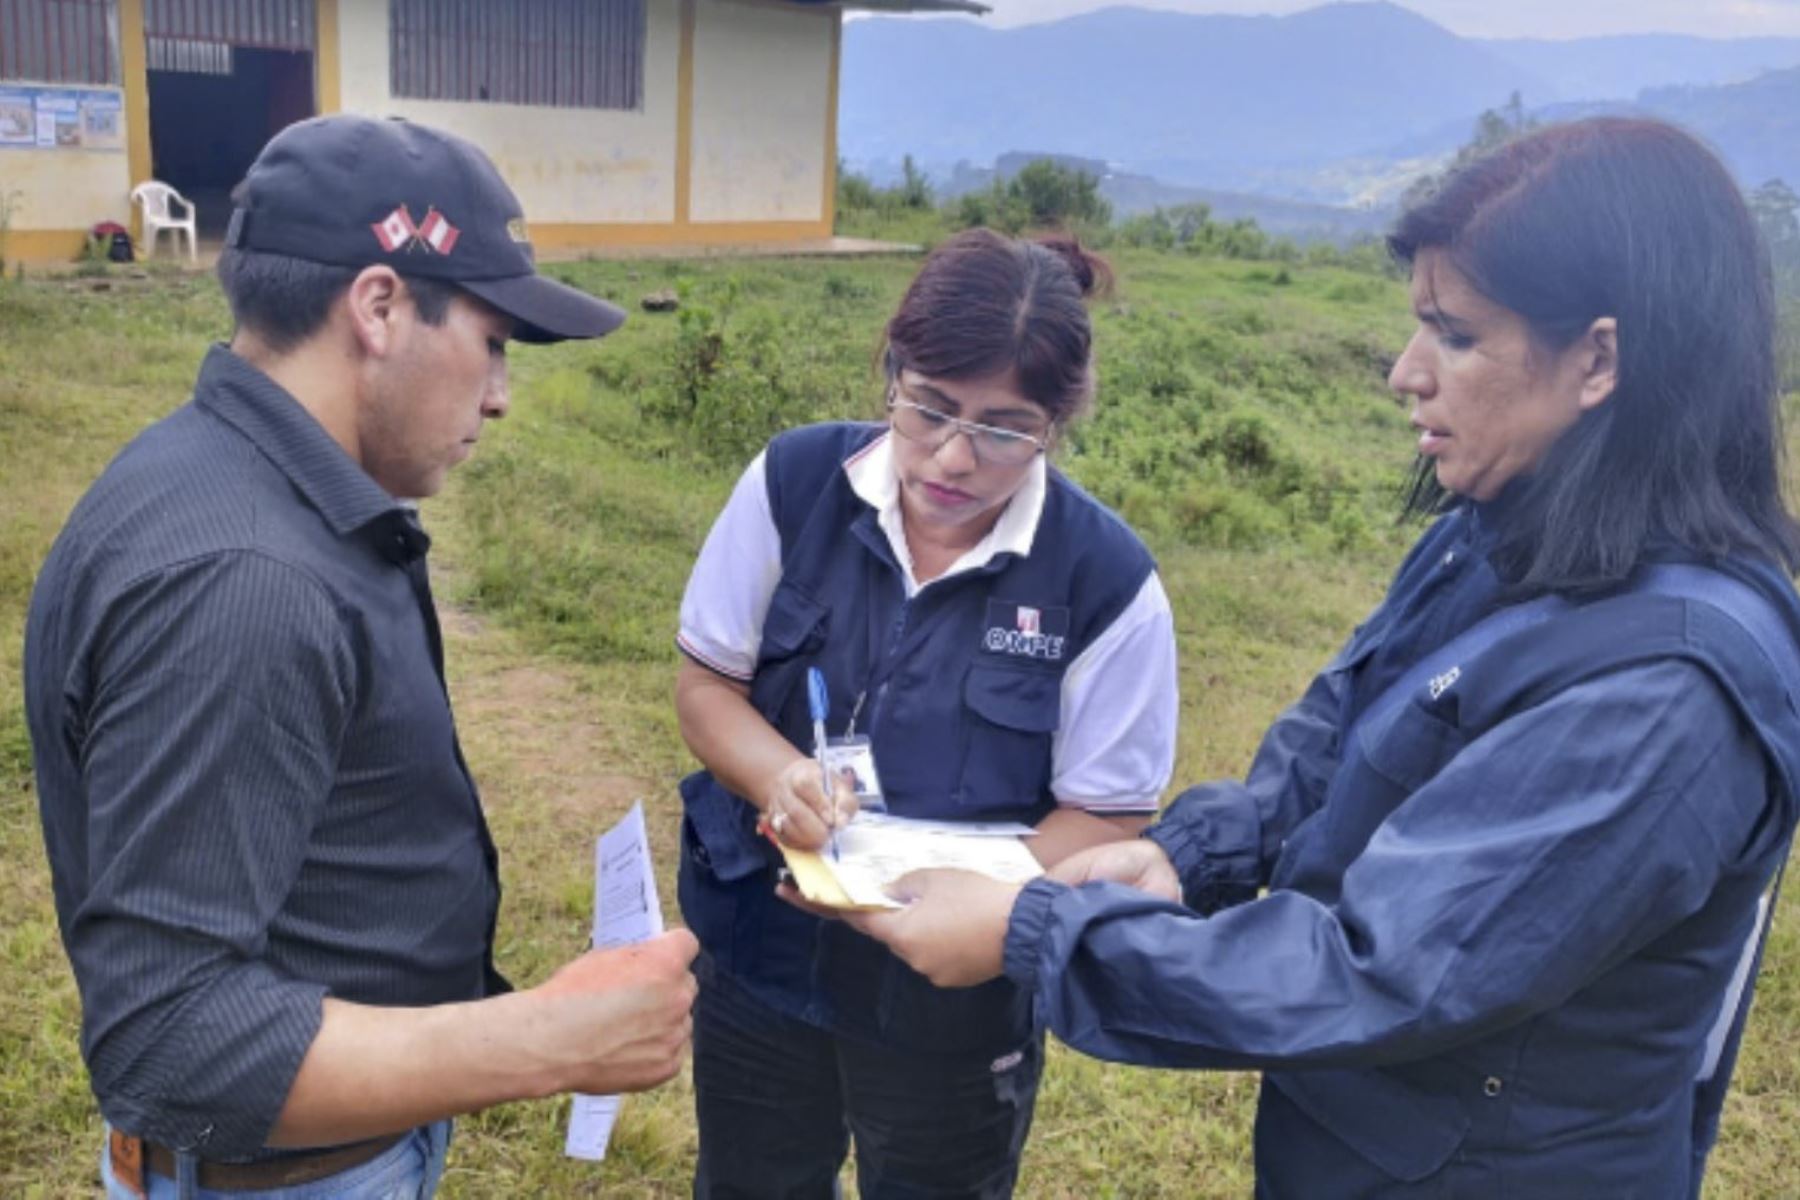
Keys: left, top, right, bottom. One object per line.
{"left": 25, "top": 114, "right": 697, "bottom": 1198}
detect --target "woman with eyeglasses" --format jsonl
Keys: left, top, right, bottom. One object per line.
{"left": 673, "top": 228, "right": 1178, "bottom": 1197}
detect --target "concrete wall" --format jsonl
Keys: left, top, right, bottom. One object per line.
{"left": 689, "top": 1, "right": 830, "bottom": 225}
{"left": 0, "top": 85, "right": 134, "bottom": 256}
{"left": 334, "top": 0, "right": 682, "bottom": 226}
{"left": 4, "top": 0, "right": 840, "bottom": 261}
{"left": 2, "top": 140, "right": 132, "bottom": 232}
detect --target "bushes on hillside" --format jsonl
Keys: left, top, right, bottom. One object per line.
{"left": 1115, "top": 205, "right": 1273, "bottom": 260}
{"left": 953, "top": 159, "right": 1112, "bottom": 234}
{"left": 1781, "top": 303, "right": 1800, "bottom": 394}
{"left": 639, "top": 275, "right": 879, "bottom": 468}
{"left": 839, "top": 157, "right": 1398, "bottom": 280}
{"left": 1749, "top": 179, "right": 1800, "bottom": 392}
{"left": 837, "top": 155, "right": 935, "bottom": 219}
{"left": 605, "top": 256, "right": 1412, "bottom": 558}
{"left": 1061, "top": 306, "right": 1408, "bottom": 553}
{"left": 1114, "top": 205, "right": 1397, "bottom": 275}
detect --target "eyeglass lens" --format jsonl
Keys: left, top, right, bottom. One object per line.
{"left": 891, "top": 399, "right": 1042, "bottom": 464}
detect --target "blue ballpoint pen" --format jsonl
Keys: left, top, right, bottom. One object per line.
{"left": 806, "top": 667, "right": 840, "bottom": 860}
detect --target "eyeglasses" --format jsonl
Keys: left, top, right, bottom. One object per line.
{"left": 886, "top": 393, "right": 1051, "bottom": 466}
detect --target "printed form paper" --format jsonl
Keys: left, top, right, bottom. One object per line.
{"left": 564, "top": 800, "right": 664, "bottom": 1161}
{"left": 781, "top": 813, "right": 1044, "bottom": 910}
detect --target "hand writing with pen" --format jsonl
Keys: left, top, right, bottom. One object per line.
{"left": 757, "top": 756, "right": 857, "bottom": 852}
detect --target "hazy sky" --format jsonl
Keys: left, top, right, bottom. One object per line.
{"left": 928, "top": 1, "right": 1800, "bottom": 39}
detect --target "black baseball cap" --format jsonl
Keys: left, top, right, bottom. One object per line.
{"left": 225, "top": 114, "right": 626, "bottom": 343}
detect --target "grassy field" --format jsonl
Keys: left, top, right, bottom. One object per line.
{"left": 1, "top": 248, "right": 1796, "bottom": 1197}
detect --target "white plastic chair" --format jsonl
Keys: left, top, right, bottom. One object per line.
{"left": 129, "top": 181, "right": 197, "bottom": 262}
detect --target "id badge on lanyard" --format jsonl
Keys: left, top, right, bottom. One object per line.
{"left": 822, "top": 735, "right": 886, "bottom": 812}
{"left": 827, "top": 669, "right": 886, "bottom": 813}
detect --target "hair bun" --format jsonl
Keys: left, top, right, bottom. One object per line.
{"left": 1032, "top": 234, "right": 1114, "bottom": 299}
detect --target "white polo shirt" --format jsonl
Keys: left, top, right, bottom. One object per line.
{"left": 679, "top": 433, "right": 1178, "bottom": 813}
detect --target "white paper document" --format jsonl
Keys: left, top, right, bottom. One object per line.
{"left": 564, "top": 800, "right": 664, "bottom": 1162}
{"left": 852, "top": 812, "right": 1038, "bottom": 839}
{"left": 820, "top": 814, "right": 1044, "bottom": 909}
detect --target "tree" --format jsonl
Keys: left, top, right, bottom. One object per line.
{"left": 948, "top": 158, "right": 1111, "bottom": 233}
{"left": 836, "top": 158, "right": 878, "bottom": 213}
{"left": 1750, "top": 179, "right": 1800, "bottom": 257}
{"left": 1752, "top": 180, "right": 1800, "bottom": 391}
{"left": 1401, "top": 92, "right": 1538, "bottom": 211}
{"left": 1012, "top": 158, "right": 1111, "bottom": 227}
{"left": 898, "top": 155, "right": 933, "bottom": 210}
{"left": 999, "top": 159, "right": 1111, "bottom": 228}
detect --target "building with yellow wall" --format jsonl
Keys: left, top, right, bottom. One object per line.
{"left": 0, "top": 0, "right": 980, "bottom": 264}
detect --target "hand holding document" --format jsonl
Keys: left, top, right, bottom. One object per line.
{"left": 565, "top": 801, "right": 664, "bottom": 1162}
{"left": 775, "top": 811, "right": 1043, "bottom": 910}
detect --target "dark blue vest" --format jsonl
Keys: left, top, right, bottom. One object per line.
{"left": 679, "top": 422, "right": 1155, "bottom": 1053}
{"left": 1256, "top": 555, "right": 1800, "bottom": 1197}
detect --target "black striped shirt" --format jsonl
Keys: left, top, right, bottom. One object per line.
{"left": 25, "top": 346, "right": 503, "bottom": 1159}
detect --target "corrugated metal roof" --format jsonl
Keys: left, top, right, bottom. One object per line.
{"left": 141, "top": 0, "right": 314, "bottom": 51}
{"left": 1, "top": 0, "right": 118, "bottom": 85}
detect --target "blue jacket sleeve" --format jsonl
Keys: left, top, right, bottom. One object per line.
{"left": 1144, "top": 515, "right": 1482, "bottom": 911}
{"left": 69, "top": 552, "right": 356, "bottom": 1157}
{"left": 1006, "top": 659, "right": 1771, "bottom": 1069}
{"left": 1144, "top": 630, "right": 1356, "bottom": 911}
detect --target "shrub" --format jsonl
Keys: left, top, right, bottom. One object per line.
{"left": 1780, "top": 298, "right": 1800, "bottom": 395}
{"left": 837, "top": 163, "right": 878, "bottom": 212}
{"left": 838, "top": 155, "right": 934, "bottom": 216}
{"left": 949, "top": 159, "right": 1110, "bottom": 233}
{"left": 1009, "top": 159, "right": 1111, "bottom": 228}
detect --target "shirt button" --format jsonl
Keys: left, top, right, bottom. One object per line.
{"left": 1483, "top": 1076, "right": 1504, "bottom": 1098}
{"left": 1441, "top": 550, "right": 1457, "bottom": 567}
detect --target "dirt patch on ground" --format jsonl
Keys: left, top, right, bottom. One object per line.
{"left": 441, "top": 606, "right": 651, "bottom": 834}
{"left": 440, "top": 606, "right": 487, "bottom": 640}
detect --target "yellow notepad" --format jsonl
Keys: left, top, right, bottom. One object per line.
{"left": 777, "top": 843, "right": 883, "bottom": 911}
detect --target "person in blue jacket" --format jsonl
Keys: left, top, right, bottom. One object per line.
{"left": 673, "top": 229, "right": 1180, "bottom": 1197}
{"left": 851, "top": 118, "right": 1800, "bottom": 1198}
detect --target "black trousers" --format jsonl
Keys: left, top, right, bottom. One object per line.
{"left": 691, "top": 963, "right": 1043, "bottom": 1200}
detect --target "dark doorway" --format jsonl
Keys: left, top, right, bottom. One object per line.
{"left": 147, "top": 48, "right": 313, "bottom": 236}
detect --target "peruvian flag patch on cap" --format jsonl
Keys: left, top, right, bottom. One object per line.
{"left": 417, "top": 208, "right": 460, "bottom": 255}
{"left": 371, "top": 204, "right": 418, "bottom": 253}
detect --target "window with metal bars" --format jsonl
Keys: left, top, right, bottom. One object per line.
{"left": 0, "top": 0, "right": 119, "bottom": 86}
{"left": 389, "top": 0, "right": 645, "bottom": 111}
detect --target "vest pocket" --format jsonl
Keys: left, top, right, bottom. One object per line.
{"left": 957, "top": 663, "right": 1060, "bottom": 812}
{"left": 760, "top": 580, "right": 830, "bottom": 658}
{"left": 678, "top": 769, "right": 769, "bottom": 884}
{"left": 1358, "top": 699, "right": 1468, "bottom": 794}
{"left": 1266, "top": 1065, "right": 1471, "bottom": 1183}
{"left": 747, "top": 581, "right": 830, "bottom": 726}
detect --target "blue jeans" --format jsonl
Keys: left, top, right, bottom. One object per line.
{"left": 101, "top": 1122, "right": 452, "bottom": 1200}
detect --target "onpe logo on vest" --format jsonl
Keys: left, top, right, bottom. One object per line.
{"left": 982, "top": 599, "right": 1069, "bottom": 661}
{"left": 1428, "top": 664, "right": 1461, "bottom": 701}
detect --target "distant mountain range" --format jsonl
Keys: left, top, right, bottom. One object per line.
{"left": 840, "top": 1, "right": 1800, "bottom": 221}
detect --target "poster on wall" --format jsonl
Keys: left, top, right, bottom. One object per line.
{"left": 80, "top": 93, "right": 123, "bottom": 150}
{"left": 0, "top": 91, "right": 34, "bottom": 145}
{"left": 0, "top": 86, "right": 125, "bottom": 151}
{"left": 37, "top": 92, "right": 78, "bottom": 147}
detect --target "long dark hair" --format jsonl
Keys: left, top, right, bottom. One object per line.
{"left": 1389, "top": 117, "right": 1800, "bottom": 591}
{"left": 882, "top": 228, "right": 1113, "bottom": 425}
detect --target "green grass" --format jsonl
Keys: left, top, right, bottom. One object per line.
{"left": 1, "top": 251, "right": 1796, "bottom": 1196}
